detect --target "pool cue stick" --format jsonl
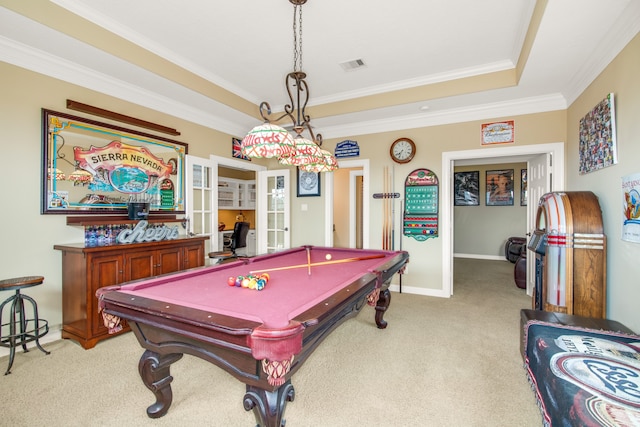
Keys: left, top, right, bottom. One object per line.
{"left": 249, "top": 254, "right": 385, "bottom": 274}
{"left": 388, "top": 168, "right": 393, "bottom": 250}
{"left": 399, "top": 199, "right": 404, "bottom": 293}
{"left": 391, "top": 164, "right": 395, "bottom": 251}
{"left": 385, "top": 168, "right": 391, "bottom": 250}
{"left": 306, "top": 247, "right": 311, "bottom": 276}
{"left": 382, "top": 166, "right": 387, "bottom": 250}
{"left": 387, "top": 167, "right": 391, "bottom": 250}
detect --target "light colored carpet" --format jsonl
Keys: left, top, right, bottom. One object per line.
{"left": 0, "top": 258, "right": 542, "bottom": 426}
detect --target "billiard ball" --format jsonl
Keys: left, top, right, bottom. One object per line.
{"left": 227, "top": 276, "right": 236, "bottom": 286}
{"left": 325, "top": 254, "right": 332, "bottom": 260}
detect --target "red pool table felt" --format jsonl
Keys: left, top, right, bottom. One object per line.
{"left": 113, "top": 246, "right": 394, "bottom": 329}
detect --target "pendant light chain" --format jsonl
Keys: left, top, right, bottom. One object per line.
{"left": 293, "top": 3, "right": 303, "bottom": 72}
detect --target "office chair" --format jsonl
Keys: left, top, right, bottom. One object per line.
{"left": 208, "top": 221, "right": 250, "bottom": 264}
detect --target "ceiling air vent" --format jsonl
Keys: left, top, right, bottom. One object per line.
{"left": 339, "top": 58, "right": 366, "bottom": 72}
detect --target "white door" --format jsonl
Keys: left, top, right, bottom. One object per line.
{"left": 526, "top": 153, "right": 551, "bottom": 296}
{"left": 258, "top": 169, "right": 291, "bottom": 254}
{"left": 185, "top": 155, "right": 215, "bottom": 253}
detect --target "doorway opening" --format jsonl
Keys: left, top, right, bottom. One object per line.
{"left": 442, "top": 142, "right": 564, "bottom": 298}
{"left": 325, "top": 159, "right": 370, "bottom": 249}
{"left": 209, "top": 155, "right": 266, "bottom": 254}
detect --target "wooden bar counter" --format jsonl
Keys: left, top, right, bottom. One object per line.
{"left": 54, "top": 236, "right": 208, "bottom": 349}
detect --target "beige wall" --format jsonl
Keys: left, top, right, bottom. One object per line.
{"left": 1, "top": 31, "right": 638, "bottom": 337}
{"left": 0, "top": 63, "right": 235, "bottom": 331}
{"left": 566, "top": 32, "right": 640, "bottom": 331}
{"left": 319, "top": 112, "right": 565, "bottom": 293}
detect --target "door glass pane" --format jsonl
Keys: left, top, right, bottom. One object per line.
{"left": 203, "top": 212, "right": 211, "bottom": 234}
{"left": 276, "top": 212, "right": 284, "bottom": 229}
{"left": 193, "top": 212, "right": 203, "bottom": 234}
{"left": 193, "top": 165, "right": 202, "bottom": 187}
{"left": 193, "top": 189, "right": 202, "bottom": 210}
{"left": 203, "top": 166, "right": 210, "bottom": 188}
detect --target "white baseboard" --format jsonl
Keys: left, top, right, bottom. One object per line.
{"left": 388, "top": 282, "right": 450, "bottom": 298}
{"left": 454, "top": 253, "right": 506, "bottom": 261}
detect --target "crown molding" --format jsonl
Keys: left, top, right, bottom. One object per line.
{"left": 0, "top": 35, "right": 250, "bottom": 137}
{"left": 1, "top": 35, "right": 566, "bottom": 141}
{"left": 319, "top": 94, "right": 567, "bottom": 139}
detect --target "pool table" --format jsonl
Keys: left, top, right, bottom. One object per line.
{"left": 97, "top": 245, "right": 408, "bottom": 426}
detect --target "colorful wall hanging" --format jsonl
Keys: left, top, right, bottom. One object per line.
{"left": 403, "top": 168, "right": 438, "bottom": 241}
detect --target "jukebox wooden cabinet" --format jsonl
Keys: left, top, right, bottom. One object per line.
{"left": 54, "top": 236, "right": 208, "bottom": 349}
{"left": 532, "top": 191, "right": 606, "bottom": 318}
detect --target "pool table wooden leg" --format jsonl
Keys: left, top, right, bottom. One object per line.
{"left": 374, "top": 288, "right": 391, "bottom": 329}
{"left": 243, "top": 380, "right": 295, "bottom": 427}
{"left": 138, "top": 349, "right": 183, "bottom": 418}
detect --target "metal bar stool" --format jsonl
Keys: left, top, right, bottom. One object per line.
{"left": 0, "top": 276, "right": 50, "bottom": 375}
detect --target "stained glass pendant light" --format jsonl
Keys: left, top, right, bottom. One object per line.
{"left": 241, "top": 0, "right": 337, "bottom": 172}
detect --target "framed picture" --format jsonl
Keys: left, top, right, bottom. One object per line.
{"left": 232, "top": 137, "right": 250, "bottom": 161}
{"left": 42, "top": 109, "right": 187, "bottom": 215}
{"left": 454, "top": 171, "right": 479, "bottom": 206}
{"left": 481, "top": 120, "right": 514, "bottom": 145}
{"left": 520, "top": 169, "right": 528, "bottom": 206}
{"left": 486, "top": 169, "right": 514, "bottom": 206}
{"left": 297, "top": 168, "right": 321, "bottom": 197}
{"left": 579, "top": 93, "right": 617, "bottom": 174}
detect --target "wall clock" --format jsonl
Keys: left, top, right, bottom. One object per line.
{"left": 390, "top": 138, "right": 416, "bottom": 164}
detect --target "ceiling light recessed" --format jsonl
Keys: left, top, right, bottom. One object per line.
{"left": 420, "top": 105, "right": 430, "bottom": 111}
{"left": 339, "top": 59, "right": 367, "bottom": 72}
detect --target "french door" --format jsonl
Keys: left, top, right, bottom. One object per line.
{"left": 526, "top": 153, "right": 551, "bottom": 296}
{"left": 185, "top": 155, "right": 215, "bottom": 253}
{"left": 258, "top": 169, "right": 291, "bottom": 253}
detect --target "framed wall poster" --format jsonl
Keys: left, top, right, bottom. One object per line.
{"left": 481, "top": 120, "right": 514, "bottom": 145}
{"left": 232, "top": 137, "right": 251, "bottom": 161}
{"left": 297, "top": 168, "right": 321, "bottom": 197}
{"left": 454, "top": 171, "right": 480, "bottom": 206}
{"left": 622, "top": 172, "right": 640, "bottom": 243}
{"left": 486, "top": 169, "right": 514, "bottom": 206}
{"left": 579, "top": 93, "right": 617, "bottom": 174}
{"left": 42, "top": 109, "right": 187, "bottom": 214}
{"left": 520, "top": 169, "right": 528, "bottom": 206}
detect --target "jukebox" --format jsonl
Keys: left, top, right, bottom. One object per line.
{"left": 529, "top": 191, "right": 607, "bottom": 318}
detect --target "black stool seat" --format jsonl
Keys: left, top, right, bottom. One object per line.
{"left": 0, "top": 275, "right": 50, "bottom": 375}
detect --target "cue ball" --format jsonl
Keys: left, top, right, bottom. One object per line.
{"left": 325, "top": 254, "right": 332, "bottom": 260}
